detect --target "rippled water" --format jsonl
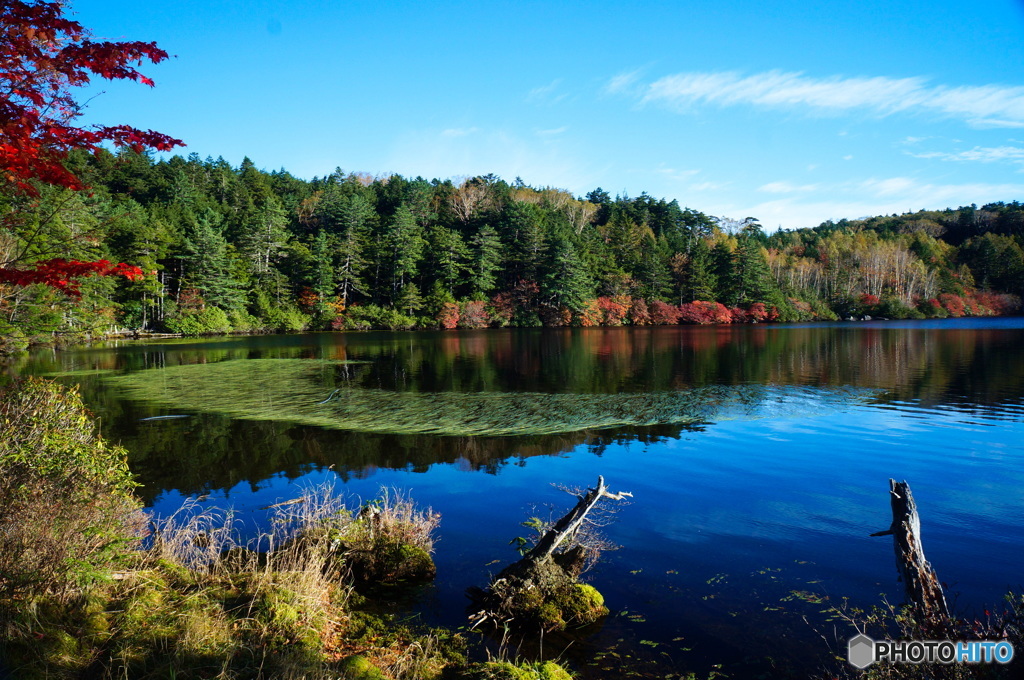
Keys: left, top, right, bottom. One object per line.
{"left": 8, "top": 318, "right": 1024, "bottom": 678}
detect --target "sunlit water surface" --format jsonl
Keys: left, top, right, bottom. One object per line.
{"left": 9, "top": 319, "right": 1024, "bottom": 678}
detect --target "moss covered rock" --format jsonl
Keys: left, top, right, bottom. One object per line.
{"left": 462, "top": 660, "right": 574, "bottom": 679}
{"left": 473, "top": 556, "right": 609, "bottom": 632}
{"left": 339, "top": 654, "right": 387, "bottom": 679}
{"left": 341, "top": 517, "right": 437, "bottom": 585}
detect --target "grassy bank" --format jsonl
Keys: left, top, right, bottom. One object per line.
{"left": 0, "top": 378, "right": 577, "bottom": 679}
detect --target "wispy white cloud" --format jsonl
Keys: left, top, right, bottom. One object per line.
{"left": 636, "top": 69, "right": 1024, "bottom": 126}
{"left": 654, "top": 166, "right": 700, "bottom": 182}
{"left": 527, "top": 79, "right": 566, "bottom": 104}
{"left": 604, "top": 69, "right": 643, "bottom": 96}
{"left": 689, "top": 181, "right": 730, "bottom": 192}
{"left": 909, "top": 145, "right": 1024, "bottom": 164}
{"left": 859, "top": 177, "right": 919, "bottom": 197}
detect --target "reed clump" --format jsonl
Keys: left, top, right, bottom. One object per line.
{"left": 820, "top": 594, "right": 1024, "bottom": 680}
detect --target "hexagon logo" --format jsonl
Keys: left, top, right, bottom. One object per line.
{"left": 848, "top": 633, "right": 876, "bottom": 669}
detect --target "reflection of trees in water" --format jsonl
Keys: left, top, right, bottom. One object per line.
{"left": 14, "top": 326, "right": 1024, "bottom": 409}
{"left": 10, "top": 323, "right": 1024, "bottom": 500}
{"left": 118, "top": 413, "right": 702, "bottom": 503}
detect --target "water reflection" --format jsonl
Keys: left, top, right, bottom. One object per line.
{"left": 5, "top": 319, "right": 1024, "bottom": 679}
{"left": 15, "top": 321, "right": 1024, "bottom": 406}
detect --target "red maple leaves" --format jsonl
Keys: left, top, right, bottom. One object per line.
{"left": 0, "top": 259, "right": 144, "bottom": 298}
{"left": 1, "top": 1, "right": 182, "bottom": 294}
{"left": 2, "top": 0, "right": 183, "bottom": 195}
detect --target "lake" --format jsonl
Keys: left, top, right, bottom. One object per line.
{"left": 8, "top": 318, "right": 1024, "bottom": 678}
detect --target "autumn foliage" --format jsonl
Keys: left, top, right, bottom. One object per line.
{"left": 0, "top": 258, "right": 143, "bottom": 298}
{"left": 1, "top": 0, "right": 182, "bottom": 297}
{"left": 678, "top": 301, "right": 733, "bottom": 325}
{"left": 1, "top": 0, "right": 182, "bottom": 195}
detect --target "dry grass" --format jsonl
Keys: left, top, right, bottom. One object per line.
{"left": 818, "top": 594, "right": 1024, "bottom": 680}
{"left": 1, "top": 481, "right": 447, "bottom": 679}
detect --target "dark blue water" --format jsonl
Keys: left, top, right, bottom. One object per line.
{"left": 9, "top": 318, "right": 1024, "bottom": 677}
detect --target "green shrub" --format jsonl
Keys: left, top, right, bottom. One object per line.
{"left": 342, "top": 304, "right": 417, "bottom": 331}
{"left": 0, "top": 379, "right": 144, "bottom": 600}
{"left": 227, "top": 307, "right": 260, "bottom": 332}
{"left": 875, "top": 296, "right": 925, "bottom": 320}
{"left": 165, "top": 306, "right": 232, "bottom": 335}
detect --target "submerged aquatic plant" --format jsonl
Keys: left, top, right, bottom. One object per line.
{"left": 106, "top": 358, "right": 876, "bottom": 437}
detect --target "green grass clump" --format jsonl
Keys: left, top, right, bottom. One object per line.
{"left": 339, "top": 490, "right": 440, "bottom": 586}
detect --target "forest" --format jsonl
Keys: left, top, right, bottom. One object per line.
{"left": 2, "top": 148, "right": 1023, "bottom": 350}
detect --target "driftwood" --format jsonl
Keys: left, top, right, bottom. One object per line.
{"left": 525, "top": 475, "right": 632, "bottom": 564}
{"left": 467, "top": 475, "right": 631, "bottom": 632}
{"left": 871, "top": 479, "right": 949, "bottom": 621}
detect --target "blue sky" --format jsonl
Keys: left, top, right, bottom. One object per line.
{"left": 73, "top": 0, "right": 1024, "bottom": 229}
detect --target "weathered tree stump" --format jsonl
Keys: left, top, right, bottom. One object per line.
{"left": 871, "top": 479, "right": 949, "bottom": 622}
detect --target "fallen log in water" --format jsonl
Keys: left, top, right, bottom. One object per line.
{"left": 871, "top": 478, "right": 949, "bottom": 622}
{"left": 468, "top": 475, "right": 632, "bottom": 632}
{"left": 525, "top": 475, "right": 632, "bottom": 564}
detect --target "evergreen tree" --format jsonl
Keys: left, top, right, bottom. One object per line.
{"left": 469, "top": 224, "right": 503, "bottom": 298}
{"left": 397, "top": 281, "right": 424, "bottom": 316}
{"left": 637, "top": 236, "right": 672, "bottom": 300}
{"left": 329, "top": 193, "right": 372, "bottom": 306}
{"left": 712, "top": 240, "right": 735, "bottom": 303}
{"left": 500, "top": 200, "right": 546, "bottom": 283}
{"left": 732, "top": 224, "right": 774, "bottom": 305}
{"left": 686, "top": 239, "right": 717, "bottom": 301}
{"left": 180, "top": 210, "right": 242, "bottom": 310}
{"left": 426, "top": 225, "right": 469, "bottom": 295}
{"left": 541, "top": 237, "right": 593, "bottom": 315}
{"left": 308, "top": 230, "right": 337, "bottom": 319}
{"left": 381, "top": 205, "right": 424, "bottom": 306}
{"left": 238, "top": 200, "right": 290, "bottom": 283}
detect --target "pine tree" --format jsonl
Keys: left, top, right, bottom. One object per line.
{"left": 426, "top": 225, "right": 470, "bottom": 295}
{"left": 541, "top": 237, "right": 593, "bottom": 315}
{"left": 500, "top": 200, "right": 546, "bottom": 283}
{"left": 397, "top": 281, "right": 424, "bottom": 317}
{"left": 381, "top": 205, "right": 424, "bottom": 306}
{"left": 712, "top": 240, "right": 736, "bottom": 304}
{"left": 686, "top": 239, "right": 717, "bottom": 301}
{"left": 469, "top": 224, "right": 503, "bottom": 298}
{"left": 330, "top": 194, "right": 372, "bottom": 306}
{"left": 180, "top": 210, "right": 242, "bottom": 310}
{"left": 732, "top": 225, "right": 774, "bottom": 305}
{"left": 309, "top": 230, "right": 337, "bottom": 319}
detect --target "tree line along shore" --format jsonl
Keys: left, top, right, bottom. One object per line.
{"left": 3, "top": 151, "right": 1023, "bottom": 351}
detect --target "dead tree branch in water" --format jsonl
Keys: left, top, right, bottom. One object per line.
{"left": 871, "top": 478, "right": 949, "bottom": 623}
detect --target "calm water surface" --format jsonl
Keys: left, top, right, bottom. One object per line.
{"left": 7, "top": 319, "right": 1024, "bottom": 677}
